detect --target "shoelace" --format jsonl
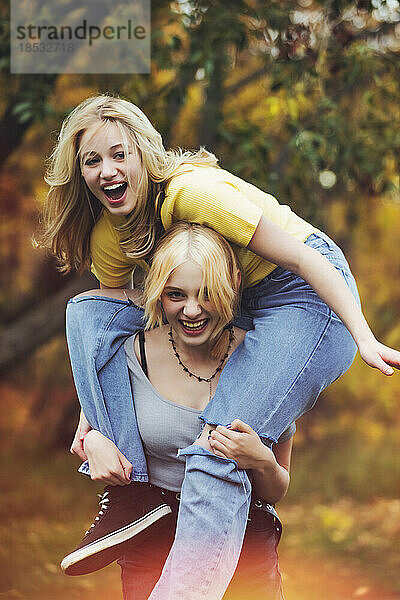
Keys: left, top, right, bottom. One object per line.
{"left": 85, "top": 490, "right": 110, "bottom": 535}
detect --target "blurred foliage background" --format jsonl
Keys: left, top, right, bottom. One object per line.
{"left": 0, "top": 0, "right": 399, "bottom": 598}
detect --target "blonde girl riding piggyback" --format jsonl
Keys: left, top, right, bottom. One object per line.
{"left": 37, "top": 95, "right": 400, "bottom": 600}
{"left": 64, "top": 222, "right": 292, "bottom": 600}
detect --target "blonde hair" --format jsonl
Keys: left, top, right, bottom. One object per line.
{"left": 35, "top": 95, "right": 219, "bottom": 273}
{"left": 144, "top": 222, "right": 241, "bottom": 359}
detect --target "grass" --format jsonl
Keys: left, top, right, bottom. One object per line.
{"left": 1, "top": 438, "right": 399, "bottom": 598}
{"left": 287, "top": 433, "right": 400, "bottom": 502}
{"left": 278, "top": 434, "right": 400, "bottom": 592}
{"left": 0, "top": 445, "right": 121, "bottom": 599}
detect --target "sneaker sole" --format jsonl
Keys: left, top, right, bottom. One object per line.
{"left": 61, "top": 503, "right": 172, "bottom": 575}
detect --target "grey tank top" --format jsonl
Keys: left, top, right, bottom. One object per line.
{"left": 124, "top": 333, "right": 295, "bottom": 492}
{"left": 124, "top": 334, "right": 203, "bottom": 491}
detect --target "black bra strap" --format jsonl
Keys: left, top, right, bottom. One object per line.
{"left": 138, "top": 329, "right": 149, "bottom": 378}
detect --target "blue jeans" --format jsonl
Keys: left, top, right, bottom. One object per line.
{"left": 119, "top": 492, "right": 283, "bottom": 600}
{"left": 66, "top": 232, "right": 359, "bottom": 599}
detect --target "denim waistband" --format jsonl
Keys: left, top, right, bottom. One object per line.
{"left": 150, "top": 483, "right": 280, "bottom": 522}
{"left": 245, "top": 231, "right": 349, "bottom": 293}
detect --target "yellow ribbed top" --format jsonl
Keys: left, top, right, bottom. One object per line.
{"left": 91, "top": 165, "right": 317, "bottom": 288}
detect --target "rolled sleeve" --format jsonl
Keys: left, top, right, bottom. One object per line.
{"left": 162, "top": 172, "right": 263, "bottom": 248}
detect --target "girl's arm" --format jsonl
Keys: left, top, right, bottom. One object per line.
{"left": 208, "top": 419, "right": 291, "bottom": 504}
{"left": 82, "top": 429, "right": 133, "bottom": 486}
{"left": 252, "top": 438, "right": 291, "bottom": 503}
{"left": 248, "top": 216, "right": 400, "bottom": 376}
{"left": 70, "top": 409, "right": 92, "bottom": 461}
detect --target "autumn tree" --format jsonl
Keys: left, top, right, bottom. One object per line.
{"left": 0, "top": 0, "right": 399, "bottom": 371}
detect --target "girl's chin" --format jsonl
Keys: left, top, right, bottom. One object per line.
{"left": 99, "top": 189, "right": 136, "bottom": 214}
{"left": 107, "top": 200, "right": 125, "bottom": 209}
{"left": 102, "top": 199, "right": 135, "bottom": 215}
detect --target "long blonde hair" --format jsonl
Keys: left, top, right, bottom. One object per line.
{"left": 35, "top": 95, "right": 219, "bottom": 273}
{"left": 144, "top": 222, "right": 241, "bottom": 359}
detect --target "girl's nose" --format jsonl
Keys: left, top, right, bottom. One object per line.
{"left": 101, "top": 159, "right": 118, "bottom": 179}
{"left": 182, "top": 298, "right": 202, "bottom": 318}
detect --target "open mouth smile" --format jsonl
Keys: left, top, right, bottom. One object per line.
{"left": 179, "top": 318, "right": 209, "bottom": 334}
{"left": 102, "top": 182, "right": 128, "bottom": 204}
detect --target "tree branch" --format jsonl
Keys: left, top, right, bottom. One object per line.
{"left": 0, "top": 271, "right": 94, "bottom": 373}
{"left": 225, "top": 65, "right": 270, "bottom": 96}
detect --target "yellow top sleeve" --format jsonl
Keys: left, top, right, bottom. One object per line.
{"left": 161, "top": 167, "right": 263, "bottom": 248}
{"left": 90, "top": 211, "right": 137, "bottom": 287}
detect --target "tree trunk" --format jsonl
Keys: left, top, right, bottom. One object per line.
{"left": 0, "top": 271, "right": 94, "bottom": 373}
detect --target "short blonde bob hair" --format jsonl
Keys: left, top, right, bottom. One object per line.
{"left": 36, "top": 95, "right": 218, "bottom": 273}
{"left": 144, "top": 222, "right": 241, "bottom": 358}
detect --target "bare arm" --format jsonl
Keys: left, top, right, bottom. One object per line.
{"left": 251, "top": 438, "right": 292, "bottom": 503}
{"left": 83, "top": 429, "right": 133, "bottom": 486}
{"left": 70, "top": 409, "right": 92, "bottom": 461}
{"left": 248, "top": 216, "right": 400, "bottom": 376}
{"left": 208, "top": 419, "right": 291, "bottom": 504}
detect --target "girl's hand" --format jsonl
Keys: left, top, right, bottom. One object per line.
{"left": 83, "top": 430, "right": 133, "bottom": 486}
{"left": 358, "top": 338, "right": 400, "bottom": 376}
{"left": 208, "top": 419, "right": 275, "bottom": 470}
{"left": 70, "top": 410, "right": 92, "bottom": 461}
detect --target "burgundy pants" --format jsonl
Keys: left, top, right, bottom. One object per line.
{"left": 118, "top": 493, "right": 283, "bottom": 600}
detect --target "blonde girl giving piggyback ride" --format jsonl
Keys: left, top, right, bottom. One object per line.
{"left": 36, "top": 95, "right": 400, "bottom": 600}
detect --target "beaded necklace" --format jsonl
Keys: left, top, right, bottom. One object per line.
{"left": 168, "top": 324, "right": 234, "bottom": 398}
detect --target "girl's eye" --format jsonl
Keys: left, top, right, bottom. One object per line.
{"left": 115, "top": 151, "right": 125, "bottom": 160}
{"left": 166, "top": 291, "right": 184, "bottom": 299}
{"left": 84, "top": 156, "right": 99, "bottom": 166}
